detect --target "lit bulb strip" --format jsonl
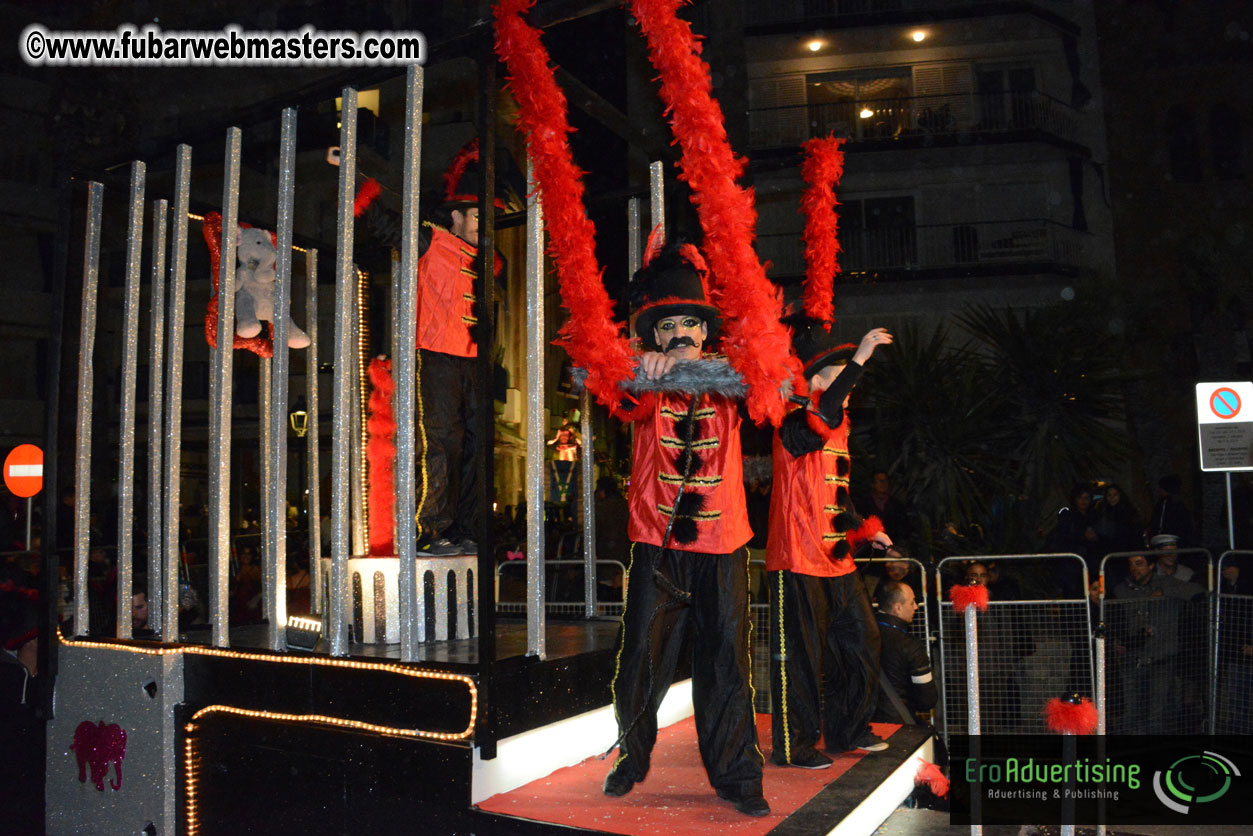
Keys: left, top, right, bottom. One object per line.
{"left": 357, "top": 267, "right": 371, "bottom": 546}
{"left": 59, "top": 632, "right": 478, "bottom": 738}
{"left": 184, "top": 724, "right": 201, "bottom": 836}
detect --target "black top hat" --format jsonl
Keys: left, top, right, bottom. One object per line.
{"left": 630, "top": 243, "right": 720, "bottom": 352}
{"left": 442, "top": 138, "right": 526, "bottom": 213}
{"left": 786, "top": 313, "right": 856, "bottom": 378}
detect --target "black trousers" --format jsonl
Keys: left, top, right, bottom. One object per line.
{"left": 416, "top": 349, "right": 482, "bottom": 541}
{"left": 610, "top": 543, "right": 764, "bottom": 797}
{"left": 769, "top": 569, "right": 881, "bottom": 758}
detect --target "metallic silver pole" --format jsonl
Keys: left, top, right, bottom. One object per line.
{"left": 115, "top": 161, "right": 146, "bottom": 639}
{"left": 1227, "top": 472, "right": 1236, "bottom": 551}
{"left": 259, "top": 356, "right": 272, "bottom": 608}
{"left": 964, "top": 601, "right": 982, "bottom": 836}
{"left": 146, "top": 198, "right": 168, "bottom": 633}
{"left": 264, "top": 106, "right": 297, "bottom": 651}
{"left": 627, "top": 196, "right": 642, "bottom": 277}
{"left": 73, "top": 182, "right": 104, "bottom": 635}
{"left": 525, "top": 161, "right": 546, "bottom": 659}
{"left": 581, "top": 391, "right": 595, "bottom": 618}
{"left": 329, "top": 89, "right": 359, "bottom": 655}
{"left": 648, "top": 160, "right": 665, "bottom": 234}
{"left": 162, "top": 145, "right": 191, "bottom": 641}
{"left": 209, "top": 127, "right": 242, "bottom": 647}
{"left": 306, "top": 248, "right": 321, "bottom": 614}
{"left": 395, "top": 65, "right": 424, "bottom": 660}
{"left": 1095, "top": 628, "right": 1107, "bottom": 836}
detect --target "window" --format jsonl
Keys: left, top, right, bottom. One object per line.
{"left": 976, "top": 66, "right": 1037, "bottom": 130}
{"left": 841, "top": 196, "right": 917, "bottom": 271}
{"left": 807, "top": 68, "right": 911, "bottom": 140}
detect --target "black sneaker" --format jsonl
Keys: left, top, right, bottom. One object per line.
{"left": 770, "top": 748, "right": 832, "bottom": 769}
{"left": 852, "top": 731, "right": 889, "bottom": 753}
{"left": 418, "top": 537, "right": 460, "bottom": 556}
{"left": 716, "top": 788, "right": 771, "bottom": 817}
{"left": 457, "top": 538, "right": 478, "bottom": 555}
{"left": 602, "top": 766, "right": 636, "bottom": 798}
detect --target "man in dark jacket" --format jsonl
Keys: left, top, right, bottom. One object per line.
{"left": 873, "top": 579, "right": 937, "bottom": 723}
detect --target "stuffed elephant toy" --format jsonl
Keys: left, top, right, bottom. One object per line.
{"left": 235, "top": 226, "right": 310, "bottom": 348}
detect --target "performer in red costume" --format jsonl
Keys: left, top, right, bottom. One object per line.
{"left": 355, "top": 139, "right": 522, "bottom": 556}
{"left": 602, "top": 242, "right": 770, "bottom": 818}
{"left": 768, "top": 319, "right": 894, "bottom": 768}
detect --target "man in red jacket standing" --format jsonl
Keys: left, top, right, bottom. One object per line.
{"left": 768, "top": 319, "right": 894, "bottom": 768}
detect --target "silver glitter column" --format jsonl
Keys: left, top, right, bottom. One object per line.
{"left": 1095, "top": 628, "right": 1107, "bottom": 836}
{"left": 649, "top": 160, "right": 665, "bottom": 234}
{"left": 627, "top": 196, "right": 642, "bottom": 277}
{"left": 964, "top": 602, "right": 982, "bottom": 836}
{"left": 264, "top": 107, "right": 297, "bottom": 650}
{"left": 525, "top": 162, "right": 546, "bottom": 659}
{"left": 73, "top": 182, "right": 104, "bottom": 635}
{"left": 208, "top": 128, "right": 242, "bottom": 648}
{"left": 162, "top": 145, "right": 191, "bottom": 641}
{"left": 306, "top": 249, "right": 322, "bottom": 614}
{"left": 146, "top": 199, "right": 168, "bottom": 631}
{"left": 329, "top": 89, "right": 359, "bottom": 656}
{"left": 259, "top": 357, "right": 271, "bottom": 594}
{"left": 395, "top": 65, "right": 423, "bottom": 660}
{"left": 115, "top": 161, "right": 146, "bottom": 639}
{"left": 580, "top": 391, "right": 594, "bottom": 618}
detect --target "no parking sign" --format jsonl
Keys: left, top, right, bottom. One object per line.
{"left": 1196, "top": 382, "right": 1253, "bottom": 472}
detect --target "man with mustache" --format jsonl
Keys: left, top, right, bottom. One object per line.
{"left": 602, "top": 242, "right": 770, "bottom": 817}
{"left": 768, "top": 318, "right": 895, "bottom": 768}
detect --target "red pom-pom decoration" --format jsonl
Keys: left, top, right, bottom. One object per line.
{"left": 367, "top": 358, "right": 397, "bottom": 556}
{"left": 950, "top": 582, "right": 990, "bottom": 613}
{"left": 799, "top": 135, "right": 846, "bottom": 325}
{"left": 1043, "top": 695, "right": 1098, "bottom": 735}
{"left": 915, "top": 760, "right": 949, "bottom": 797}
{"left": 354, "top": 178, "right": 382, "bottom": 217}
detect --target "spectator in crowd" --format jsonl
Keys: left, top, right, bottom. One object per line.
{"left": 0, "top": 585, "right": 42, "bottom": 834}
{"left": 856, "top": 472, "right": 914, "bottom": 549}
{"left": 964, "top": 561, "right": 990, "bottom": 587}
{"left": 231, "top": 545, "right": 263, "bottom": 625}
{"left": 1046, "top": 484, "right": 1100, "bottom": 575}
{"left": 1220, "top": 561, "right": 1251, "bottom": 595}
{"left": 870, "top": 558, "right": 923, "bottom": 603}
{"left": 131, "top": 584, "right": 151, "bottom": 635}
{"left": 287, "top": 553, "right": 311, "bottom": 616}
{"left": 1150, "top": 474, "right": 1194, "bottom": 547}
{"left": 986, "top": 560, "right": 1021, "bottom": 601}
{"left": 872, "top": 580, "right": 936, "bottom": 724}
{"left": 1092, "top": 483, "right": 1143, "bottom": 555}
{"left": 1149, "top": 533, "right": 1194, "bottom": 582}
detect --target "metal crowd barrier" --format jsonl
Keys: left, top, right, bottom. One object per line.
{"left": 936, "top": 553, "right": 1093, "bottom": 743}
{"left": 495, "top": 558, "right": 627, "bottom": 619}
{"left": 1213, "top": 550, "right": 1252, "bottom": 734}
{"left": 1098, "top": 548, "right": 1212, "bottom": 735}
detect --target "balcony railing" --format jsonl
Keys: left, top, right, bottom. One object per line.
{"left": 756, "top": 218, "right": 1082, "bottom": 278}
{"left": 744, "top": 0, "right": 1040, "bottom": 27}
{"left": 748, "top": 90, "right": 1082, "bottom": 149}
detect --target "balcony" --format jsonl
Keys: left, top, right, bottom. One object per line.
{"left": 748, "top": 90, "right": 1083, "bottom": 150}
{"left": 743, "top": 0, "right": 1062, "bottom": 28}
{"left": 756, "top": 218, "right": 1083, "bottom": 280}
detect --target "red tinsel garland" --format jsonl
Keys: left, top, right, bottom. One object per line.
{"left": 354, "top": 178, "right": 382, "bottom": 217}
{"left": 492, "top": 0, "right": 635, "bottom": 410}
{"left": 799, "top": 136, "right": 846, "bottom": 325}
{"left": 1043, "top": 696, "right": 1098, "bottom": 735}
{"left": 950, "top": 582, "right": 990, "bottom": 612}
{"left": 627, "top": 0, "right": 800, "bottom": 426}
{"left": 915, "top": 760, "right": 949, "bottom": 797}
{"left": 201, "top": 211, "right": 275, "bottom": 357}
{"left": 367, "top": 357, "right": 397, "bottom": 556}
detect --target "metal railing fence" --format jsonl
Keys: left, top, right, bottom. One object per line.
{"left": 936, "top": 554, "right": 1093, "bottom": 742}
{"left": 1214, "top": 550, "right": 1253, "bottom": 734}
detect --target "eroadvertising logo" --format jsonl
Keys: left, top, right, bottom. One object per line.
{"left": 950, "top": 736, "right": 1252, "bottom": 826}
{"left": 1151, "top": 751, "right": 1240, "bottom": 814}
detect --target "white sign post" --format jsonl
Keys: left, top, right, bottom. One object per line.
{"left": 1195, "top": 381, "right": 1253, "bottom": 550}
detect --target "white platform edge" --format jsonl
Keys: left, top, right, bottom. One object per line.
{"left": 471, "top": 679, "right": 695, "bottom": 805}
{"left": 828, "top": 735, "right": 936, "bottom": 836}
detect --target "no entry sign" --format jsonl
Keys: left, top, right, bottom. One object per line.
{"left": 1196, "top": 382, "right": 1253, "bottom": 472}
{"left": 4, "top": 444, "right": 44, "bottom": 497}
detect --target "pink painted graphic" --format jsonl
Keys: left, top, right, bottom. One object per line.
{"left": 71, "top": 720, "right": 127, "bottom": 792}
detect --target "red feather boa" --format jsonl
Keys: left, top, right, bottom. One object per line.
{"left": 627, "top": 0, "right": 800, "bottom": 426}
{"left": 493, "top": 0, "right": 635, "bottom": 411}
{"left": 915, "top": 760, "right": 949, "bottom": 797}
{"left": 367, "top": 357, "right": 397, "bottom": 556}
{"left": 354, "top": 178, "right": 382, "bottom": 217}
{"left": 799, "top": 136, "right": 845, "bottom": 324}
{"left": 950, "top": 582, "right": 990, "bottom": 612}
{"left": 1043, "top": 697, "right": 1098, "bottom": 735}
{"left": 201, "top": 211, "right": 275, "bottom": 357}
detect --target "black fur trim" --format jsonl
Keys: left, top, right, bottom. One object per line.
{"left": 832, "top": 540, "right": 851, "bottom": 559}
{"left": 836, "top": 456, "right": 850, "bottom": 477}
{"left": 832, "top": 512, "right": 860, "bottom": 533}
{"left": 836, "top": 486, "right": 850, "bottom": 507}
{"left": 676, "top": 492, "right": 706, "bottom": 517}
{"left": 674, "top": 450, "right": 703, "bottom": 477}
{"left": 621, "top": 358, "right": 746, "bottom": 398}
{"left": 670, "top": 493, "right": 706, "bottom": 546}
{"left": 671, "top": 517, "right": 698, "bottom": 545}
